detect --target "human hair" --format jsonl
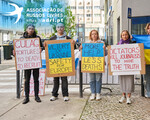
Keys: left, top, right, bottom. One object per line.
{"left": 56, "top": 23, "right": 64, "bottom": 28}
{"left": 121, "top": 30, "right": 130, "bottom": 39}
{"left": 89, "top": 30, "right": 100, "bottom": 41}
{"left": 23, "top": 25, "right": 37, "bottom": 38}
{"left": 145, "top": 23, "right": 150, "bottom": 34}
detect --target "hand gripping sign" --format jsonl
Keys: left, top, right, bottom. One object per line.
{"left": 13, "top": 38, "right": 42, "bottom": 70}
{"left": 45, "top": 40, "right": 75, "bottom": 77}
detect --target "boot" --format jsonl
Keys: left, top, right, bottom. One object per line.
{"left": 35, "top": 96, "right": 41, "bottom": 102}
{"left": 22, "top": 97, "right": 29, "bottom": 104}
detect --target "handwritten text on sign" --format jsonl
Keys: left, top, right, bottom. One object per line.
{"left": 110, "top": 44, "right": 141, "bottom": 72}
{"left": 82, "top": 43, "right": 104, "bottom": 72}
{"left": 14, "top": 38, "right": 41, "bottom": 70}
{"left": 48, "top": 42, "right": 72, "bottom": 74}
{"left": 23, "top": 69, "right": 46, "bottom": 96}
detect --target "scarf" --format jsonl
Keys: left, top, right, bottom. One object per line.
{"left": 118, "top": 39, "right": 130, "bottom": 45}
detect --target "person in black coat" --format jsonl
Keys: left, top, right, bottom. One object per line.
{"left": 14, "top": 24, "right": 43, "bottom": 104}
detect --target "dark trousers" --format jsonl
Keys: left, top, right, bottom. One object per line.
{"left": 24, "top": 68, "right": 39, "bottom": 98}
{"left": 52, "top": 77, "right": 68, "bottom": 97}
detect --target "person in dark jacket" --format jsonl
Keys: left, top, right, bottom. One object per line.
{"left": 14, "top": 24, "right": 43, "bottom": 104}
{"left": 46, "top": 23, "right": 76, "bottom": 101}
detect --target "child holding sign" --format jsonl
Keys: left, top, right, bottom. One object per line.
{"left": 118, "top": 30, "right": 135, "bottom": 104}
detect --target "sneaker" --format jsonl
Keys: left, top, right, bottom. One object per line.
{"left": 64, "top": 96, "right": 69, "bottom": 101}
{"left": 126, "top": 97, "right": 131, "bottom": 104}
{"left": 119, "top": 96, "right": 126, "bottom": 103}
{"left": 145, "top": 94, "right": 148, "bottom": 98}
{"left": 145, "top": 94, "right": 150, "bottom": 98}
{"left": 50, "top": 96, "right": 57, "bottom": 101}
{"left": 90, "top": 94, "right": 95, "bottom": 100}
{"left": 96, "top": 93, "right": 101, "bottom": 101}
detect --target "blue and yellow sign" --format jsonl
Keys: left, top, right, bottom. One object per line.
{"left": 81, "top": 43, "right": 105, "bottom": 73}
{"left": 45, "top": 40, "right": 75, "bottom": 77}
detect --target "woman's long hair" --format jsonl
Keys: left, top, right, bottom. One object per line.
{"left": 145, "top": 23, "right": 150, "bottom": 34}
{"left": 89, "top": 30, "right": 100, "bottom": 41}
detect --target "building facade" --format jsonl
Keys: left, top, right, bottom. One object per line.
{"left": 69, "top": 0, "right": 105, "bottom": 42}
{"left": 105, "top": 0, "right": 150, "bottom": 45}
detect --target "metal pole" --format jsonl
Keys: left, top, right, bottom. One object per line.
{"left": 16, "top": 70, "right": 20, "bottom": 98}
{"left": 128, "top": 19, "right": 129, "bottom": 31}
{"left": 79, "top": 60, "right": 83, "bottom": 98}
{"left": 0, "top": 49, "right": 1, "bottom": 64}
{"left": 141, "top": 75, "right": 145, "bottom": 97}
{"left": 78, "top": 14, "right": 79, "bottom": 41}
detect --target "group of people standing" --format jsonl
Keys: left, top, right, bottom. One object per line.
{"left": 14, "top": 23, "right": 150, "bottom": 105}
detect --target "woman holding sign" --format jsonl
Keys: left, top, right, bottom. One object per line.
{"left": 118, "top": 30, "right": 135, "bottom": 104}
{"left": 14, "top": 24, "right": 43, "bottom": 104}
{"left": 80, "top": 30, "right": 105, "bottom": 101}
{"left": 144, "top": 23, "right": 150, "bottom": 98}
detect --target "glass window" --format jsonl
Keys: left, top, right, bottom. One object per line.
{"left": 86, "top": 6, "right": 92, "bottom": 9}
{"left": 94, "top": 6, "right": 100, "bottom": 9}
{"left": 70, "top": 6, "right": 76, "bottom": 9}
{"left": 86, "top": 14, "right": 91, "bottom": 17}
{"left": 94, "top": 14, "right": 101, "bottom": 17}
{"left": 78, "top": 6, "right": 84, "bottom": 9}
{"left": 131, "top": 16, "right": 150, "bottom": 35}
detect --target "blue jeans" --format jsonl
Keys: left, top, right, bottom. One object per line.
{"left": 89, "top": 73, "right": 102, "bottom": 94}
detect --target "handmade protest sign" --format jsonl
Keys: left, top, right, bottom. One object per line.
{"left": 22, "top": 69, "right": 46, "bottom": 96}
{"left": 81, "top": 43, "right": 105, "bottom": 73}
{"left": 13, "top": 38, "right": 42, "bottom": 70}
{"left": 45, "top": 40, "right": 75, "bottom": 77}
{"left": 108, "top": 43, "right": 145, "bottom": 75}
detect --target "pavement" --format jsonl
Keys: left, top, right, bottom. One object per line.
{"left": 1, "top": 59, "right": 150, "bottom": 120}
{"left": 81, "top": 85, "right": 150, "bottom": 120}
{"left": 0, "top": 58, "right": 90, "bottom": 120}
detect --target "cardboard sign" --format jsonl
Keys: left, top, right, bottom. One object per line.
{"left": 13, "top": 38, "right": 42, "bottom": 70}
{"left": 108, "top": 43, "right": 145, "bottom": 75}
{"left": 45, "top": 40, "right": 75, "bottom": 77}
{"left": 22, "top": 69, "right": 46, "bottom": 96}
{"left": 81, "top": 43, "right": 105, "bottom": 73}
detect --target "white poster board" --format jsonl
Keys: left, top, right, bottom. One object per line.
{"left": 13, "top": 38, "right": 42, "bottom": 70}
{"left": 108, "top": 43, "right": 145, "bottom": 75}
{"left": 23, "top": 69, "right": 46, "bottom": 96}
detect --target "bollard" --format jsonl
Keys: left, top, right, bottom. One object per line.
{"left": 141, "top": 75, "right": 145, "bottom": 97}
{"left": 79, "top": 61, "right": 83, "bottom": 98}
{"left": 16, "top": 70, "right": 20, "bottom": 98}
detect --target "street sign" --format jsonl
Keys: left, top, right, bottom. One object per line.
{"left": 128, "top": 8, "right": 132, "bottom": 19}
